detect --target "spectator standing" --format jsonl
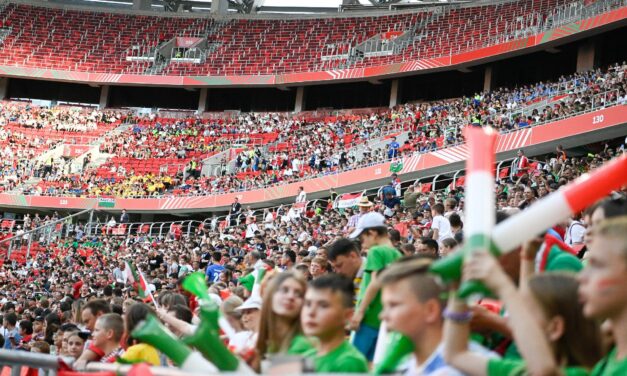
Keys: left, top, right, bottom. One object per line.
{"left": 387, "top": 137, "right": 400, "bottom": 159}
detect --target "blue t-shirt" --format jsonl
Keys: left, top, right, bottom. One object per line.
{"left": 3, "top": 328, "right": 21, "bottom": 349}
{"left": 205, "top": 264, "right": 225, "bottom": 283}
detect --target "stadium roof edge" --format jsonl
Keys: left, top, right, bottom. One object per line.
{"left": 12, "top": 0, "right": 506, "bottom": 19}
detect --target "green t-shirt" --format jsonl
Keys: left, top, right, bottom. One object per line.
{"left": 488, "top": 358, "right": 589, "bottom": 376}
{"left": 305, "top": 340, "right": 369, "bottom": 373}
{"left": 358, "top": 245, "right": 402, "bottom": 329}
{"left": 591, "top": 348, "right": 627, "bottom": 376}
{"left": 287, "top": 334, "right": 315, "bottom": 355}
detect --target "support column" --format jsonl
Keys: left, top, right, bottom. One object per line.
{"left": 132, "top": 0, "right": 151, "bottom": 11}
{"left": 211, "top": 0, "right": 228, "bottom": 14}
{"left": 99, "top": 85, "right": 110, "bottom": 109}
{"left": 294, "top": 86, "right": 305, "bottom": 113}
{"left": 389, "top": 79, "right": 399, "bottom": 108}
{"left": 0, "top": 77, "right": 8, "bottom": 100}
{"left": 483, "top": 66, "right": 493, "bottom": 92}
{"left": 198, "top": 88, "right": 208, "bottom": 113}
{"left": 576, "top": 41, "right": 595, "bottom": 72}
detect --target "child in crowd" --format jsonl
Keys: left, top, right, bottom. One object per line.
{"left": 301, "top": 273, "right": 368, "bottom": 373}
{"left": 379, "top": 257, "right": 496, "bottom": 374}
{"left": 579, "top": 217, "right": 627, "bottom": 375}
{"left": 443, "top": 250, "right": 602, "bottom": 375}
{"left": 66, "top": 332, "right": 86, "bottom": 359}
{"left": 91, "top": 313, "right": 124, "bottom": 363}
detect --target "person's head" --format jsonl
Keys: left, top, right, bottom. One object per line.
{"left": 525, "top": 273, "right": 602, "bottom": 368}
{"left": 416, "top": 237, "right": 439, "bottom": 257}
{"left": 257, "top": 271, "right": 307, "bottom": 355}
{"left": 579, "top": 216, "right": 627, "bottom": 323}
{"left": 125, "top": 303, "right": 154, "bottom": 346}
{"left": 221, "top": 296, "right": 244, "bottom": 332}
{"left": 301, "top": 274, "right": 354, "bottom": 341}
{"left": 440, "top": 238, "right": 458, "bottom": 257}
{"left": 81, "top": 299, "right": 111, "bottom": 331}
{"left": 3, "top": 312, "right": 16, "bottom": 328}
{"left": 379, "top": 258, "right": 445, "bottom": 343}
{"left": 281, "top": 250, "right": 296, "bottom": 268}
{"left": 444, "top": 198, "right": 457, "bottom": 212}
{"left": 236, "top": 296, "right": 261, "bottom": 332}
{"left": 19, "top": 320, "right": 33, "bottom": 336}
{"left": 30, "top": 340, "right": 50, "bottom": 355}
{"left": 327, "top": 238, "right": 362, "bottom": 279}
{"left": 431, "top": 203, "right": 444, "bottom": 217}
{"left": 168, "top": 304, "right": 193, "bottom": 324}
{"left": 33, "top": 317, "right": 44, "bottom": 334}
{"left": 388, "top": 229, "right": 401, "bottom": 246}
{"left": 91, "top": 313, "right": 123, "bottom": 350}
{"left": 400, "top": 243, "right": 415, "bottom": 256}
{"left": 66, "top": 332, "right": 85, "bottom": 358}
{"left": 350, "top": 212, "right": 389, "bottom": 249}
{"left": 448, "top": 213, "right": 462, "bottom": 230}
{"left": 588, "top": 197, "right": 627, "bottom": 233}
{"left": 309, "top": 257, "right": 328, "bottom": 279}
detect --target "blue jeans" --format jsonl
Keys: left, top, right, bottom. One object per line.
{"left": 352, "top": 323, "right": 379, "bottom": 361}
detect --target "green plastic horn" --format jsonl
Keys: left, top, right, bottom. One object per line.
{"left": 181, "top": 272, "right": 253, "bottom": 373}
{"left": 430, "top": 237, "right": 499, "bottom": 298}
{"left": 373, "top": 332, "right": 414, "bottom": 374}
{"left": 131, "top": 314, "right": 217, "bottom": 372}
{"left": 182, "top": 303, "right": 251, "bottom": 372}
{"left": 182, "top": 272, "right": 213, "bottom": 304}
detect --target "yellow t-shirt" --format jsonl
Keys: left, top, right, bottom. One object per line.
{"left": 120, "top": 343, "right": 160, "bottom": 366}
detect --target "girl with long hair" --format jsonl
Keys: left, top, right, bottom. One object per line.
{"left": 254, "top": 271, "right": 312, "bottom": 370}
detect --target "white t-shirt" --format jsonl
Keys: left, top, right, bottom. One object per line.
{"left": 565, "top": 220, "right": 586, "bottom": 245}
{"left": 296, "top": 190, "right": 307, "bottom": 203}
{"left": 229, "top": 331, "right": 257, "bottom": 354}
{"left": 431, "top": 215, "right": 452, "bottom": 244}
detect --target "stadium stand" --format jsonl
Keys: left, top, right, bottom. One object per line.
{"left": 7, "top": 61, "right": 624, "bottom": 198}
{"left": 0, "top": 1, "right": 626, "bottom": 375}
{"left": 0, "top": 0, "right": 620, "bottom": 76}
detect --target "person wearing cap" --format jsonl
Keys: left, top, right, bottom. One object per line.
{"left": 230, "top": 296, "right": 261, "bottom": 355}
{"left": 346, "top": 197, "right": 373, "bottom": 236}
{"left": 348, "top": 212, "right": 402, "bottom": 361}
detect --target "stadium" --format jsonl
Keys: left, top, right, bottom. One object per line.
{"left": 0, "top": 0, "right": 625, "bottom": 374}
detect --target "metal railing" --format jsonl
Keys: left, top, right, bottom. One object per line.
{"left": 2, "top": 208, "right": 93, "bottom": 262}
{"left": 0, "top": 349, "right": 73, "bottom": 376}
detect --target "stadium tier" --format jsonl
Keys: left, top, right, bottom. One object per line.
{"left": 0, "top": 61, "right": 622, "bottom": 208}
{"left": 0, "top": 0, "right": 623, "bottom": 78}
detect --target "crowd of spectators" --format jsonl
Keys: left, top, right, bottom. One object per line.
{"left": 13, "top": 62, "right": 626, "bottom": 198}
{"left": 0, "top": 102, "right": 121, "bottom": 132}
{"left": 0, "top": 139, "right": 624, "bottom": 375}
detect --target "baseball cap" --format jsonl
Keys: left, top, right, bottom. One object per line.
{"left": 349, "top": 212, "right": 386, "bottom": 239}
{"left": 235, "top": 296, "right": 262, "bottom": 311}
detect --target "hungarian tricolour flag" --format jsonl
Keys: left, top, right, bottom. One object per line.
{"left": 333, "top": 192, "right": 364, "bottom": 209}
{"left": 124, "top": 261, "right": 151, "bottom": 302}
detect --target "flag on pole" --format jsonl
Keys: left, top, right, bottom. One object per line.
{"left": 125, "top": 261, "right": 150, "bottom": 301}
